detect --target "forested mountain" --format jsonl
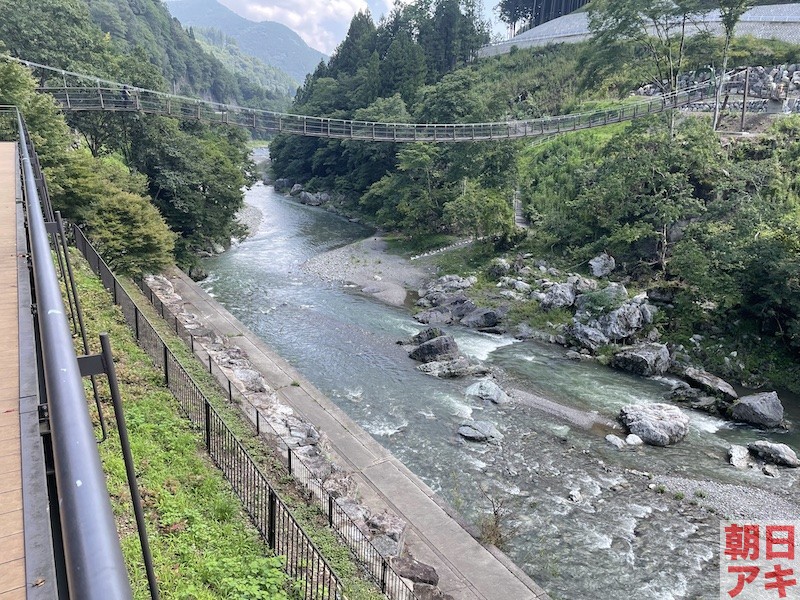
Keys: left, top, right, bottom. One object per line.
{"left": 0, "top": 0, "right": 267, "bottom": 274}
{"left": 164, "top": 0, "right": 327, "bottom": 84}
{"left": 192, "top": 27, "right": 297, "bottom": 100}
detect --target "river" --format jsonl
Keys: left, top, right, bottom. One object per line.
{"left": 200, "top": 183, "right": 799, "bottom": 600}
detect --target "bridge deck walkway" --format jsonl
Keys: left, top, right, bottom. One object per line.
{"left": 0, "top": 142, "right": 25, "bottom": 600}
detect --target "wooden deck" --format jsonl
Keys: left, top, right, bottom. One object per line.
{"left": 0, "top": 141, "right": 24, "bottom": 600}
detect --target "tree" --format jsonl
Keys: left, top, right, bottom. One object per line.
{"left": 712, "top": 0, "right": 752, "bottom": 130}
{"left": 588, "top": 0, "right": 703, "bottom": 134}
{"left": 443, "top": 178, "right": 514, "bottom": 239}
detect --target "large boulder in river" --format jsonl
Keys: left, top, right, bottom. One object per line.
{"left": 460, "top": 308, "right": 504, "bottom": 329}
{"left": 731, "top": 392, "right": 784, "bottom": 429}
{"left": 273, "top": 178, "right": 293, "bottom": 192}
{"left": 589, "top": 252, "right": 616, "bottom": 277}
{"left": 415, "top": 306, "right": 456, "bottom": 325}
{"left": 409, "top": 335, "right": 459, "bottom": 363}
{"left": 410, "top": 328, "right": 446, "bottom": 345}
{"left": 541, "top": 282, "right": 576, "bottom": 310}
{"left": 465, "top": 379, "right": 510, "bottom": 405}
{"left": 458, "top": 420, "right": 503, "bottom": 442}
{"left": 290, "top": 183, "right": 304, "bottom": 196}
{"left": 618, "top": 403, "right": 690, "bottom": 446}
{"left": 611, "top": 343, "right": 671, "bottom": 376}
{"left": 747, "top": 441, "right": 800, "bottom": 467}
{"left": 684, "top": 367, "right": 738, "bottom": 401}
{"left": 418, "top": 358, "right": 488, "bottom": 378}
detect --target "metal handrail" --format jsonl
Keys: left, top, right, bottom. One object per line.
{"left": 16, "top": 111, "right": 133, "bottom": 600}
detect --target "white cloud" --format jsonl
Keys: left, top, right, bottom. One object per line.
{"left": 218, "top": 0, "right": 504, "bottom": 54}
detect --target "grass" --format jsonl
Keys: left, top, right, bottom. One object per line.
{"left": 72, "top": 256, "right": 293, "bottom": 599}
{"left": 70, "top": 251, "right": 384, "bottom": 600}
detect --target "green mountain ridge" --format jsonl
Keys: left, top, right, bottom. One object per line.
{"left": 164, "top": 0, "right": 327, "bottom": 84}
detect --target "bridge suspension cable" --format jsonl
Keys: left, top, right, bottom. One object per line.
{"left": 6, "top": 54, "right": 719, "bottom": 142}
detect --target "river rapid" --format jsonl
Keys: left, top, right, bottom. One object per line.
{"left": 201, "top": 183, "right": 799, "bottom": 600}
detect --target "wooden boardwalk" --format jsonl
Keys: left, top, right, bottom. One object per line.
{"left": 0, "top": 142, "right": 24, "bottom": 599}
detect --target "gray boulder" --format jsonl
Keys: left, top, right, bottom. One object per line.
{"left": 458, "top": 421, "right": 503, "bottom": 442}
{"left": 605, "top": 434, "right": 626, "bottom": 450}
{"left": 465, "top": 379, "right": 510, "bottom": 405}
{"left": 409, "top": 336, "right": 459, "bottom": 363}
{"left": 392, "top": 557, "right": 439, "bottom": 586}
{"left": 611, "top": 343, "right": 671, "bottom": 376}
{"left": 730, "top": 392, "right": 784, "bottom": 428}
{"left": 618, "top": 403, "right": 690, "bottom": 446}
{"left": 273, "top": 178, "right": 293, "bottom": 192}
{"left": 748, "top": 441, "right": 800, "bottom": 467}
{"left": 684, "top": 368, "right": 738, "bottom": 401}
{"left": 461, "top": 308, "right": 503, "bottom": 329}
{"left": 599, "top": 303, "right": 644, "bottom": 340}
{"left": 298, "top": 191, "right": 316, "bottom": 205}
{"left": 410, "top": 328, "right": 446, "bottom": 345}
{"left": 487, "top": 258, "right": 511, "bottom": 278}
{"left": 290, "top": 183, "right": 304, "bottom": 196}
{"left": 589, "top": 253, "right": 616, "bottom": 277}
{"left": 729, "top": 445, "right": 753, "bottom": 469}
{"left": 418, "top": 358, "right": 488, "bottom": 378}
{"left": 569, "top": 321, "right": 610, "bottom": 351}
{"left": 415, "top": 307, "right": 456, "bottom": 325}
{"left": 541, "top": 282, "right": 577, "bottom": 310}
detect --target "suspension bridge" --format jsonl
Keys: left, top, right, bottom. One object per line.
{"left": 5, "top": 55, "right": 730, "bottom": 142}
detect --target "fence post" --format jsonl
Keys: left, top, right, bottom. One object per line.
{"left": 381, "top": 558, "right": 388, "bottom": 593}
{"left": 287, "top": 448, "right": 293, "bottom": 475}
{"left": 163, "top": 343, "right": 169, "bottom": 387}
{"left": 328, "top": 496, "right": 334, "bottom": 527}
{"left": 208, "top": 355, "right": 212, "bottom": 373}
{"left": 267, "top": 489, "right": 277, "bottom": 550}
{"left": 174, "top": 314, "right": 178, "bottom": 333}
{"left": 255, "top": 411, "right": 260, "bottom": 436}
{"left": 134, "top": 307, "right": 140, "bottom": 340}
{"left": 204, "top": 400, "right": 211, "bottom": 452}
{"left": 190, "top": 334, "right": 194, "bottom": 354}
{"left": 228, "top": 380, "right": 232, "bottom": 402}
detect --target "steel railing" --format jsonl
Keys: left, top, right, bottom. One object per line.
{"left": 14, "top": 109, "right": 134, "bottom": 599}
{"left": 72, "top": 226, "right": 344, "bottom": 600}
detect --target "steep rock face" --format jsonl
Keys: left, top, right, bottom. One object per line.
{"left": 731, "top": 392, "right": 785, "bottom": 428}
{"left": 618, "top": 403, "right": 690, "bottom": 446}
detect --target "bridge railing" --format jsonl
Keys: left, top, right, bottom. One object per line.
{"left": 72, "top": 226, "right": 345, "bottom": 600}
{"left": 12, "top": 109, "right": 134, "bottom": 599}
{"left": 37, "top": 79, "right": 716, "bottom": 142}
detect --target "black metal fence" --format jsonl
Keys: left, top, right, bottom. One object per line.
{"left": 72, "top": 227, "right": 418, "bottom": 600}
{"left": 72, "top": 226, "right": 342, "bottom": 600}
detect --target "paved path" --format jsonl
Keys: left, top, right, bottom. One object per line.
{"left": 0, "top": 143, "right": 24, "bottom": 600}
{"left": 165, "top": 268, "right": 551, "bottom": 600}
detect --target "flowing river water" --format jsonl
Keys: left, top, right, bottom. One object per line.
{"left": 201, "top": 183, "right": 800, "bottom": 600}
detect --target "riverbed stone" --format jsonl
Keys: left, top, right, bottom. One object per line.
{"left": 618, "top": 403, "right": 690, "bottom": 446}
{"left": 461, "top": 308, "right": 504, "bottom": 329}
{"left": 748, "top": 441, "right": 800, "bottom": 467}
{"left": 290, "top": 183, "right": 304, "bottom": 196}
{"left": 611, "top": 343, "right": 671, "bottom": 376}
{"left": 409, "top": 335, "right": 460, "bottom": 363}
{"left": 684, "top": 367, "right": 738, "bottom": 401}
{"left": 625, "top": 434, "right": 644, "bottom": 446}
{"left": 729, "top": 445, "right": 754, "bottom": 469}
{"left": 458, "top": 421, "right": 503, "bottom": 442}
{"left": 465, "top": 379, "right": 510, "bottom": 405}
{"left": 410, "top": 327, "right": 446, "bottom": 345}
{"left": 417, "top": 357, "right": 488, "bottom": 378}
{"left": 730, "top": 391, "right": 784, "bottom": 428}
{"left": 605, "top": 434, "right": 627, "bottom": 450}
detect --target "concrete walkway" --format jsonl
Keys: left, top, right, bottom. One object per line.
{"left": 165, "top": 268, "right": 550, "bottom": 600}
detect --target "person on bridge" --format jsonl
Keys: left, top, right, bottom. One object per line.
{"left": 121, "top": 85, "right": 132, "bottom": 108}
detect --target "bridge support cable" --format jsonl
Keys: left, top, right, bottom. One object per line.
{"left": 17, "top": 111, "right": 134, "bottom": 600}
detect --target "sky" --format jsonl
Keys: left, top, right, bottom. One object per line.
{"left": 216, "top": 0, "right": 507, "bottom": 55}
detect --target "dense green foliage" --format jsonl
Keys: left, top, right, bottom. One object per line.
{"left": 0, "top": 0, "right": 268, "bottom": 271}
